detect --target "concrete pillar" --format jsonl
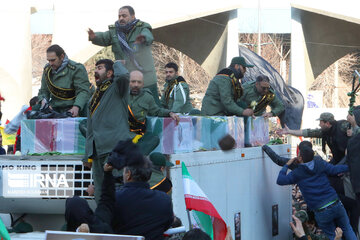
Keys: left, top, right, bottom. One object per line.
{"left": 0, "top": 2, "right": 32, "bottom": 122}
{"left": 290, "top": 8, "right": 312, "bottom": 100}
{"left": 226, "top": 10, "right": 239, "bottom": 66}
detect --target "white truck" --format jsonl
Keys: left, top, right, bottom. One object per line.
{"left": 0, "top": 143, "right": 292, "bottom": 239}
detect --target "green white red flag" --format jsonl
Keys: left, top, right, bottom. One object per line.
{"left": 182, "top": 162, "right": 227, "bottom": 240}
{"left": 0, "top": 218, "right": 10, "bottom": 240}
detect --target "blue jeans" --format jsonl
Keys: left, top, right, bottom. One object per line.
{"left": 314, "top": 201, "right": 357, "bottom": 240}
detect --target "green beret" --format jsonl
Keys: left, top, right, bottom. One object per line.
{"left": 149, "top": 152, "right": 174, "bottom": 167}
{"left": 231, "top": 57, "right": 254, "bottom": 68}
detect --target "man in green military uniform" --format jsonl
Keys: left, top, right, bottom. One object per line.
{"left": 237, "top": 74, "right": 284, "bottom": 118}
{"left": 129, "top": 70, "right": 179, "bottom": 155}
{"left": 160, "top": 62, "right": 195, "bottom": 114}
{"left": 37, "top": 44, "right": 91, "bottom": 117}
{"left": 201, "top": 57, "right": 254, "bottom": 116}
{"left": 85, "top": 59, "right": 130, "bottom": 203}
{"left": 88, "top": 5, "right": 160, "bottom": 105}
{"left": 148, "top": 152, "right": 173, "bottom": 194}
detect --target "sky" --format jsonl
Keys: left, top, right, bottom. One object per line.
{"left": 31, "top": 7, "right": 291, "bottom": 34}
{"left": 238, "top": 8, "right": 291, "bottom": 33}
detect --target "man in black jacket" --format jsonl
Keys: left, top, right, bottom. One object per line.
{"left": 278, "top": 112, "right": 349, "bottom": 165}
{"left": 112, "top": 148, "right": 173, "bottom": 239}
{"left": 65, "top": 140, "right": 173, "bottom": 239}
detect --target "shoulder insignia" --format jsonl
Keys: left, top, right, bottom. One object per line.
{"left": 136, "top": 21, "right": 144, "bottom": 27}
{"left": 67, "top": 63, "right": 76, "bottom": 70}
{"left": 108, "top": 24, "right": 115, "bottom": 29}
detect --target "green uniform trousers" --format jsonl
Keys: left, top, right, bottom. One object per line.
{"left": 92, "top": 153, "right": 109, "bottom": 204}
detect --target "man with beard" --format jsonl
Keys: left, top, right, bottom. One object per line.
{"left": 85, "top": 59, "right": 130, "bottom": 203}
{"left": 160, "top": 62, "right": 194, "bottom": 114}
{"left": 201, "top": 57, "right": 255, "bottom": 116}
{"left": 37, "top": 44, "right": 91, "bottom": 117}
{"left": 128, "top": 70, "right": 179, "bottom": 155}
{"left": 279, "top": 112, "right": 349, "bottom": 165}
{"left": 88, "top": 6, "right": 159, "bottom": 105}
{"left": 237, "top": 74, "right": 284, "bottom": 118}
{"left": 279, "top": 112, "right": 359, "bottom": 234}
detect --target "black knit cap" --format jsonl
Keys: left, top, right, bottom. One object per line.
{"left": 107, "top": 139, "right": 144, "bottom": 170}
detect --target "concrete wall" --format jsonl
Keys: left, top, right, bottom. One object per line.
{"left": 290, "top": 1, "right": 360, "bottom": 104}
{"left": 0, "top": 3, "right": 32, "bottom": 122}
{"left": 153, "top": 11, "right": 238, "bottom": 77}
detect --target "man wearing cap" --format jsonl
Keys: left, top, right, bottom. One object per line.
{"left": 148, "top": 152, "right": 173, "bottom": 193}
{"left": 201, "top": 57, "right": 255, "bottom": 116}
{"left": 279, "top": 112, "right": 349, "bottom": 165}
{"left": 279, "top": 112, "right": 360, "bottom": 233}
{"left": 237, "top": 74, "right": 284, "bottom": 118}
{"left": 128, "top": 70, "right": 179, "bottom": 155}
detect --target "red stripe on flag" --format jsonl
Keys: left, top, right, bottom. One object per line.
{"left": 35, "top": 120, "right": 56, "bottom": 152}
{"left": 185, "top": 196, "right": 227, "bottom": 240}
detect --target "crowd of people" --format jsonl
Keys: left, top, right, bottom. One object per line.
{"left": 264, "top": 107, "right": 360, "bottom": 240}
{"left": 1, "top": 4, "right": 359, "bottom": 240}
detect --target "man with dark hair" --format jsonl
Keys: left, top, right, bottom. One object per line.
{"left": 88, "top": 6, "right": 159, "bottom": 105}
{"left": 201, "top": 57, "right": 253, "bottom": 116}
{"left": 66, "top": 140, "right": 173, "bottom": 238}
{"left": 182, "top": 229, "right": 211, "bottom": 240}
{"left": 112, "top": 142, "right": 173, "bottom": 239}
{"left": 37, "top": 44, "right": 91, "bottom": 117}
{"left": 279, "top": 112, "right": 360, "bottom": 233}
{"left": 85, "top": 59, "right": 130, "bottom": 203}
{"left": 160, "top": 62, "right": 194, "bottom": 114}
{"left": 13, "top": 96, "right": 40, "bottom": 152}
{"left": 128, "top": 70, "right": 179, "bottom": 155}
{"left": 277, "top": 147, "right": 356, "bottom": 240}
{"left": 237, "top": 74, "right": 284, "bottom": 118}
{"left": 262, "top": 140, "right": 313, "bottom": 170}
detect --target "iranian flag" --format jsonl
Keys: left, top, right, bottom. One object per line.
{"left": 0, "top": 218, "right": 10, "bottom": 240}
{"left": 182, "top": 162, "right": 227, "bottom": 240}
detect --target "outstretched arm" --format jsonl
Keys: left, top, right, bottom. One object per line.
{"left": 262, "top": 145, "right": 297, "bottom": 170}
{"left": 277, "top": 124, "right": 304, "bottom": 137}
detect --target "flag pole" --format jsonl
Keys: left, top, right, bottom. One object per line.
{"left": 186, "top": 209, "right": 193, "bottom": 230}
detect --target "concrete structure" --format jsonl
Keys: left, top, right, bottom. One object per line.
{"left": 1, "top": 0, "right": 241, "bottom": 122}
{"left": 0, "top": 2, "right": 33, "bottom": 125}
{"left": 290, "top": 0, "right": 360, "bottom": 103}
{"left": 52, "top": 0, "right": 240, "bottom": 78}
